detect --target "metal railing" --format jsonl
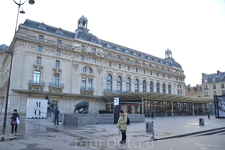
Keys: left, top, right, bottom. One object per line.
{"left": 80, "top": 86, "right": 94, "bottom": 91}
{"left": 28, "top": 80, "right": 45, "bottom": 86}
{"left": 103, "top": 89, "right": 122, "bottom": 94}
{"left": 49, "top": 82, "right": 64, "bottom": 88}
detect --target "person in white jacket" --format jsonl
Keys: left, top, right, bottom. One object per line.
{"left": 118, "top": 110, "right": 127, "bottom": 144}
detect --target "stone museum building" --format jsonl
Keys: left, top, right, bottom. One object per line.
{"left": 0, "top": 16, "right": 212, "bottom": 116}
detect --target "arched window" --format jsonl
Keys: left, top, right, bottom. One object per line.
{"left": 117, "top": 76, "right": 122, "bottom": 93}
{"left": 82, "top": 67, "right": 92, "bottom": 73}
{"left": 143, "top": 80, "right": 147, "bottom": 92}
{"left": 126, "top": 77, "right": 131, "bottom": 91}
{"left": 213, "top": 84, "right": 216, "bottom": 89}
{"left": 88, "top": 68, "right": 92, "bottom": 73}
{"left": 150, "top": 81, "right": 154, "bottom": 92}
{"left": 135, "top": 79, "right": 139, "bottom": 92}
{"left": 168, "top": 84, "right": 171, "bottom": 94}
{"left": 157, "top": 82, "right": 160, "bottom": 93}
{"left": 163, "top": 84, "right": 166, "bottom": 94}
{"left": 106, "top": 74, "right": 112, "bottom": 92}
{"left": 221, "top": 83, "right": 224, "bottom": 88}
{"left": 82, "top": 67, "right": 86, "bottom": 72}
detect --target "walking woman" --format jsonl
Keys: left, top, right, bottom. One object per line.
{"left": 10, "top": 109, "right": 20, "bottom": 136}
{"left": 118, "top": 110, "right": 127, "bottom": 144}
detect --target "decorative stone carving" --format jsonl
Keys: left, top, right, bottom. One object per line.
{"left": 97, "top": 68, "right": 102, "bottom": 75}
{"left": 53, "top": 68, "right": 62, "bottom": 73}
{"left": 73, "top": 63, "right": 79, "bottom": 71}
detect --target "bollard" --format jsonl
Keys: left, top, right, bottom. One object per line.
{"left": 151, "top": 121, "right": 154, "bottom": 140}
{"left": 199, "top": 118, "right": 204, "bottom": 126}
{"left": 146, "top": 121, "right": 154, "bottom": 140}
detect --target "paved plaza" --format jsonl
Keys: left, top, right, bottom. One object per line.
{"left": 0, "top": 114, "right": 225, "bottom": 150}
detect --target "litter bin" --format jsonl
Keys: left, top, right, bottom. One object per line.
{"left": 146, "top": 122, "right": 153, "bottom": 132}
{"left": 199, "top": 118, "right": 204, "bottom": 125}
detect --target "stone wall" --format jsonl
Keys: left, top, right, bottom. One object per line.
{"left": 61, "top": 113, "right": 145, "bottom": 125}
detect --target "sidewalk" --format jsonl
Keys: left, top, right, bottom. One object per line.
{"left": 0, "top": 114, "right": 224, "bottom": 150}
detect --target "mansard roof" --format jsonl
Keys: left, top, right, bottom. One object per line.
{"left": 21, "top": 19, "right": 183, "bottom": 69}
{"left": 202, "top": 71, "right": 225, "bottom": 79}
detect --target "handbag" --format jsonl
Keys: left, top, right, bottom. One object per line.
{"left": 16, "top": 117, "right": 20, "bottom": 125}
{"left": 116, "top": 123, "right": 121, "bottom": 128}
{"left": 11, "top": 120, "right": 17, "bottom": 125}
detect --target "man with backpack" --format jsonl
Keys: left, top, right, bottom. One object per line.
{"left": 118, "top": 110, "right": 128, "bottom": 144}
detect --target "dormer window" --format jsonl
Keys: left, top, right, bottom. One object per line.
{"left": 57, "top": 39, "right": 61, "bottom": 44}
{"left": 39, "top": 35, "right": 44, "bottom": 39}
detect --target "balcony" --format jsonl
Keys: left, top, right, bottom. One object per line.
{"left": 80, "top": 86, "right": 94, "bottom": 91}
{"left": 80, "top": 86, "right": 94, "bottom": 95}
{"left": 204, "top": 95, "right": 210, "bottom": 97}
{"left": 49, "top": 82, "right": 64, "bottom": 88}
{"left": 49, "top": 82, "right": 64, "bottom": 92}
{"left": 28, "top": 80, "right": 45, "bottom": 91}
{"left": 103, "top": 89, "right": 122, "bottom": 95}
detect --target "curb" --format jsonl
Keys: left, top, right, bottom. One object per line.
{"left": 153, "top": 127, "right": 225, "bottom": 141}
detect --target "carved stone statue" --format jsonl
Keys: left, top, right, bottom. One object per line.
{"left": 74, "top": 101, "right": 89, "bottom": 114}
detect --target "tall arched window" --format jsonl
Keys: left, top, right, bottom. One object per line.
{"left": 82, "top": 67, "right": 86, "bottom": 72}
{"left": 150, "top": 81, "right": 154, "bottom": 92}
{"left": 106, "top": 74, "right": 112, "bottom": 92}
{"left": 117, "top": 76, "right": 122, "bottom": 93}
{"left": 157, "top": 82, "right": 160, "bottom": 93}
{"left": 143, "top": 80, "right": 147, "bottom": 92}
{"left": 88, "top": 68, "right": 92, "bottom": 73}
{"left": 82, "top": 67, "right": 92, "bottom": 73}
{"left": 135, "top": 79, "right": 139, "bottom": 92}
{"left": 168, "top": 84, "right": 171, "bottom": 94}
{"left": 163, "top": 83, "right": 166, "bottom": 94}
{"left": 126, "top": 77, "right": 131, "bottom": 91}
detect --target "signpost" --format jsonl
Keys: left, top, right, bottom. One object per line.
{"left": 113, "top": 97, "right": 121, "bottom": 124}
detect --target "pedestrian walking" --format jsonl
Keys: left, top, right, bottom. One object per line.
{"left": 207, "top": 110, "right": 210, "bottom": 119}
{"left": 10, "top": 109, "right": 20, "bottom": 136}
{"left": 151, "top": 111, "right": 155, "bottom": 120}
{"left": 118, "top": 110, "right": 127, "bottom": 144}
{"left": 54, "top": 107, "right": 60, "bottom": 125}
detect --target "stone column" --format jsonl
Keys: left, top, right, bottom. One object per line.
{"left": 142, "top": 98, "right": 144, "bottom": 114}
{"left": 192, "top": 102, "right": 195, "bottom": 116}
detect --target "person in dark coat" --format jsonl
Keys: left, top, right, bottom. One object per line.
{"left": 54, "top": 107, "right": 60, "bottom": 125}
{"left": 151, "top": 111, "right": 155, "bottom": 120}
{"left": 207, "top": 110, "right": 210, "bottom": 119}
{"left": 10, "top": 109, "right": 20, "bottom": 136}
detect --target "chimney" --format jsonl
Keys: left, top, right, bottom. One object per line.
{"left": 202, "top": 73, "right": 205, "bottom": 77}
{"left": 217, "top": 70, "right": 220, "bottom": 75}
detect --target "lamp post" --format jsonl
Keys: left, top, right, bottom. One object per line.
{"left": 1, "top": 0, "right": 35, "bottom": 141}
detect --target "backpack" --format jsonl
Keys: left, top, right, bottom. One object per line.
{"left": 127, "top": 117, "right": 131, "bottom": 126}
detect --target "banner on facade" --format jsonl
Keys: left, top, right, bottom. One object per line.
{"left": 214, "top": 95, "right": 225, "bottom": 118}
{"left": 26, "top": 99, "right": 48, "bottom": 119}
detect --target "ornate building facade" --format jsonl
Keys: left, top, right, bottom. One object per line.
{"left": 0, "top": 16, "right": 211, "bottom": 115}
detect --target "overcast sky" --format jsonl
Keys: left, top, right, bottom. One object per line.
{"left": 1, "top": 0, "right": 225, "bottom": 86}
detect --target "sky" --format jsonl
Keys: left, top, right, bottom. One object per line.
{"left": 1, "top": 0, "right": 225, "bottom": 86}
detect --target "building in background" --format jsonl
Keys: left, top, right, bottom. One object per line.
{"left": 0, "top": 16, "right": 211, "bottom": 116}
{"left": 202, "top": 70, "right": 225, "bottom": 99}
{"left": 186, "top": 84, "right": 202, "bottom": 98}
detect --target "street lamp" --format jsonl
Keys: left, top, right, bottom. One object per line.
{"left": 1, "top": 0, "right": 35, "bottom": 141}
